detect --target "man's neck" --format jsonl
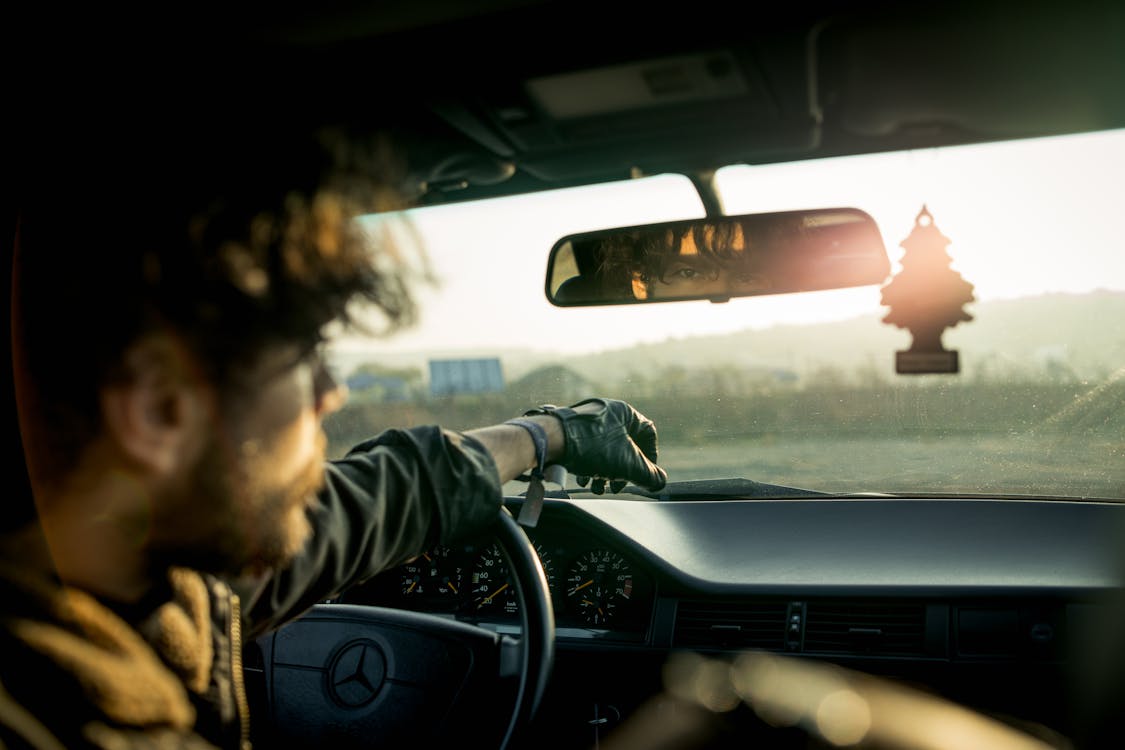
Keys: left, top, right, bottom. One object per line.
{"left": 32, "top": 469, "right": 158, "bottom": 605}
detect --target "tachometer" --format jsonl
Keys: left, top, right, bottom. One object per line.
{"left": 565, "top": 549, "right": 634, "bottom": 627}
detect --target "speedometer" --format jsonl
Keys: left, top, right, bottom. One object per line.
{"left": 565, "top": 549, "right": 634, "bottom": 627}
{"left": 470, "top": 544, "right": 517, "bottom": 615}
{"left": 470, "top": 542, "right": 555, "bottom": 616}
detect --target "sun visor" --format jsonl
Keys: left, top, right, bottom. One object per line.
{"left": 430, "top": 49, "right": 820, "bottom": 184}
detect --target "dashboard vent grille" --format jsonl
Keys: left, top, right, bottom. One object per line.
{"left": 804, "top": 601, "right": 927, "bottom": 656}
{"left": 673, "top": 600, "right": 787, "bottom": 650}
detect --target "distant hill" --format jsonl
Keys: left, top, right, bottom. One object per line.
{"left": 560, "top": 290, "right": 1125, "bottom": 385}
{"left": 330, "top": 290, "right": 1125, "bottom": 388}
{"left": 505, "top": 364, "right": 596, "bottom": 404}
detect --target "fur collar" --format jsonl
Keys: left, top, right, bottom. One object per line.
{"left": 1, "top": 564, "right": 213, "bottom": 732}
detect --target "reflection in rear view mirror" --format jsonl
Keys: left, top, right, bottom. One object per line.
{"left": 546, "top": 208, "right": 891, "bottom": 306}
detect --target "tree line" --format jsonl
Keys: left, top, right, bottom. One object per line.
{"left": 325, "top": 369, "right": 1116, "bottom": 458}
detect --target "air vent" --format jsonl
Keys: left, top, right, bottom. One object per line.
{"left": 673, "top": 600, "right": 787, "bottom": 650}
{"left": 804, "top": 601, "right": 927, "bottom": 656}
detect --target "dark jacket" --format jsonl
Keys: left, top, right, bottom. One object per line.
{"left": 0, "top": 426, "right": 502, "bottom": 749}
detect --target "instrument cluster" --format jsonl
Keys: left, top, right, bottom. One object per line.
{"left": 339, "top": 522, "right": 654, "bottom": 638}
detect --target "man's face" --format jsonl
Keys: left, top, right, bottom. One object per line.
{"left": 151, "top": 344, "right": 345, "bottom": 577}
{"left": 631, "top": 224, "right": 772, "bottom": 300}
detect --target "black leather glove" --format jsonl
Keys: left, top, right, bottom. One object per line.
{"left": 523, "top": 398, "right": 667, "bottom": 494}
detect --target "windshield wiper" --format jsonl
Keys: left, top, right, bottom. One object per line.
{"left": 611, "top": 482, "right": 1123, "bottom": 503}
{"left": 621, "top": 478, "right": 830, "bottom": 501}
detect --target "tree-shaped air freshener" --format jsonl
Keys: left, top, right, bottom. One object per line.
{"left": 880, "top": 206, "right": 975, "bottom": 374}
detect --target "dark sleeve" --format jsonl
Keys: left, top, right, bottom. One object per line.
{"left": 239, "top": 425, "right": 502, "bottom": 638}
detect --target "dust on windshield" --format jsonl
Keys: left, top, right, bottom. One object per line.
{"left": 325, "top": 129, "right": 1125, "bottom": 500}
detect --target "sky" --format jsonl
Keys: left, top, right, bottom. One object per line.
{"left": 338, "top": 127, "right": 1125, "bottom": 358}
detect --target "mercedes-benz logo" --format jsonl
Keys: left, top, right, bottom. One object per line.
{"left": 328, "top": 639, "right": 387, "bottom": 707}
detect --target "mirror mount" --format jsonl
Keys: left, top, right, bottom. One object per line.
{"left": 687, "top": 170, "right": 724, "bottom": 218}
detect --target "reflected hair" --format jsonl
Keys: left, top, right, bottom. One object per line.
{"left": 591, "top": 216, "right": 803, "bottom": 292}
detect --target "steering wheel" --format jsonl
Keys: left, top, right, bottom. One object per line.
{"left": 251, "top": 508, "right": 554, "bottom": 749}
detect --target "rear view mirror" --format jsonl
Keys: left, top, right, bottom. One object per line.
{"left": 546, "top": 208, "right": 890, "bottom": 306}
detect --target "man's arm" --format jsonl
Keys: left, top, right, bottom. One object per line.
{"left": 465, "top": 414, "right": 564, "bottom": 481}
{"left": 239, "top": 398, "right": 666, "bottom": 636}
{"left": 240, "top": 425, "right": 502, "bottom": 637}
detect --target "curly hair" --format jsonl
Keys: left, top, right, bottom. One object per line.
{"left": 12, "top": 122, "right": 431, "bottom": 490}
{"left": 590, "top": 215, "right": 804, "bottom": 299}
{"left": 593, "top": 221, "right": 740, "bottom": 290}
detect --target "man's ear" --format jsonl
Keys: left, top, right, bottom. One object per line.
{"left": 100, "top": 335, "right": 208, "bottom": 475}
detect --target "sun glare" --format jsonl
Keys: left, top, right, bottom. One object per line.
{"left": 340, "top": 128, "right": 1125, "bottom": 358}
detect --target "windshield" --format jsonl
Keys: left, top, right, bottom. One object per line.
{"left": 325, "top": 128, "right": 1125, "bottom": 500}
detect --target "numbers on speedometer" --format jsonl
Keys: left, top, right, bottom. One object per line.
{"left": 470, "top": 542, "right": 556, "bottom": 616}
{"left": 471, "top": 544, "right": 518, "bottom": 615}
{"left": 565, "top": 549, "right": 634, "bottom": 627}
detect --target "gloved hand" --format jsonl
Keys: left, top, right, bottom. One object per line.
{"left": 523, "top": 398, "right": 667, "bottom": 494}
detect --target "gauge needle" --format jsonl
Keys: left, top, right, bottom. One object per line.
{"left": 422, "top": 552, "right": 432, "bottom": 562}
{"left": 482, "top": 583, "right": 510, "bottom": 604}
{"left": 569, "top": 579, "right": 593, "bottom": 596}
{"left": 406, "top": 580, "right": 418, "bottom": 593}
{"left": 446, "top": 580, "right": 458, "bottom": 594}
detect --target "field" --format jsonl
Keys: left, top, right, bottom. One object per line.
{"left": 324, "top": 379, "right": 1124, "bottom": 500}
{"left": 655, "top": 434, "right": 1123, "bottom": 499}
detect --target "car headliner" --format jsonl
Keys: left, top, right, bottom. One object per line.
{"left": 8, "top": 0, "right": 1124, "bottom": 207}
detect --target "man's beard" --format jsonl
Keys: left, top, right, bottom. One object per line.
{"left": 149, "top": 430, "right": 328, "bottom": 578}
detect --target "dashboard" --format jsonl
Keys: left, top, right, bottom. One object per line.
{"left": 267, "top": 495, "right": 1125, "bottom": 747}
{"left": 340, "top": 495, "right": 1124, "bottom": 648}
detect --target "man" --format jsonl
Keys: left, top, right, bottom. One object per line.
{"left": 2, "top": 117, "right": 667, "bottom": 748}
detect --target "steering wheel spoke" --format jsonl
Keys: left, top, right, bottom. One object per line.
{"left": 253, "top": 511, "right": 553, "bottom": 749}
{"left": 498, "top": 634, "right": 524, "bottom": 678}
